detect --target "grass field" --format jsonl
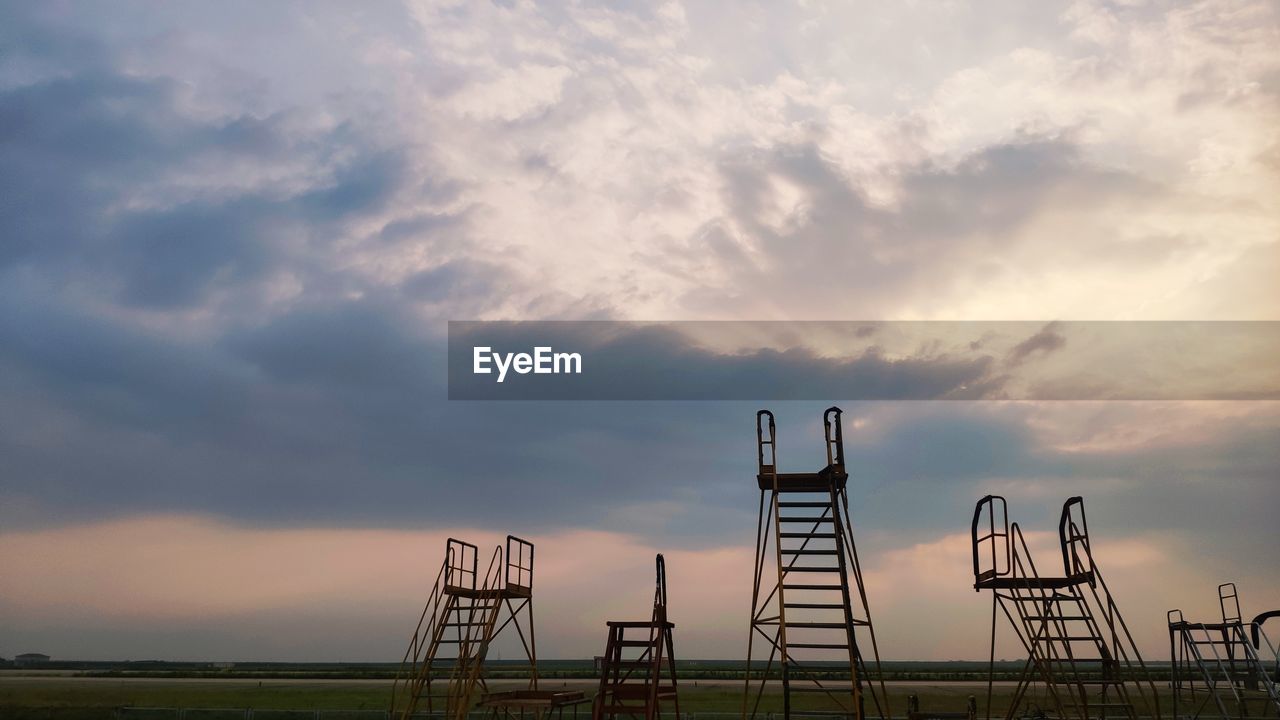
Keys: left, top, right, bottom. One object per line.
{"left": 0, "top": 674, "right": 1179, "bottom": 720}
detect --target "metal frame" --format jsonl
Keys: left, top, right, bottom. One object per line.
{"left": 392, "top": 535, "right": 540, "bottom": 720}
{"left": 743, "top": 407, "right": 889, "bottom": 720}
{"left": 1168, "top": 583, "right": 1280, "bottom": 720}
{"left": 593, "top": 554, "right": 680, "bottom": 720}
{"left": 971, "top": 496, "right": 1161, "bottom": 720}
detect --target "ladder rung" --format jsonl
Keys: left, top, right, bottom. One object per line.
{"left": 785, "top": 622, "right": 848, "bottom": 629}
{"left": 1037, "top": 636, "right": 1105, "bottom": 641}
{"left": 778, "top": 502, "right": 832, "bottom": 508}
{"left": 615, "top": 640, "right": 658, "bottom": 647}
{"left": 784, "top": 566, "right": 840, "bottom": 573}
{"left": 779, "top": 516, "right": 834, "bottom": 523}
{"left": 1024, "top": 615, "right": 1090, "bottom": 620}
{"left": 781, "top": 532, "right": 837, "bottom": 538}
{"left": 785, "top": 602, "right": 844, "bottom": 609}
{"left": 784, "top": 584, "right": 844, "bottom": 591}
{"left": 782, "top": 549, "right": 839, "bottom": 555}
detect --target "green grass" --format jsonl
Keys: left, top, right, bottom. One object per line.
{"left": 0, "top": 676, "right": 1180, "bottom": 720}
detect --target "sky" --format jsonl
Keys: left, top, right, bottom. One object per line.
{"left": 0, "top": 0, "right": 1278, "bottom": 662}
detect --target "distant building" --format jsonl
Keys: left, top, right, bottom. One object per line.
{"left": 15, "top": 653, "right": 50, "bottom": 667}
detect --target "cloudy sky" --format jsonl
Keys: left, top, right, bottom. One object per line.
{"left": 1, "top": 0, "right": 1277, "bottom": 662}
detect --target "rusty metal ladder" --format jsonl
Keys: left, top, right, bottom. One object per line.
{"left": 593, "top": 554, "right": 679, "bottom": 720}
{"left": 972, "top": 496, "right": 1161, "bottom": 720}
{"left": 744, "top": 407, "right": 889, "bottom": 720}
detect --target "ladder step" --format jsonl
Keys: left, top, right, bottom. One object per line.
{"left": 615, "top": 640, "right": 658, "bottom": 648}
{"left": 783, "top": 566, "right": 840, "bottom": 573}
{"left": 1024, "top": 615, "right": 1090, "bottom": 621}
{"left": 778, "top": 516, "right": 835, "bottom": 523}
{"left": 784, "top": 622, "right": 848, "bottom": 629}
{"left": 781, "top": 533, "right": 837, "bottom": 538}
{"left": 784, "top": 584, "right": 844, "bottom": 591}
{"left": 778, "top": 502, "right": 832, "bottom": 508}
{"left": 785, "top": 603, "right": 845, "bottom": 609}
{"left": 782, "top": 549, "right": 839, "bottom": 556}
{"left": 1036, "top": 636, "right": 1105, "bottom": 641}
{"left": 788, "top": 642, "right": 849, "bottom": 649}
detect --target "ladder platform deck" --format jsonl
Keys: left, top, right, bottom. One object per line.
{"left": 443, "top": 585, "right": 530, "bottom": 600}
{"left": 757, "top": 469, "right": 847, "bottom": 491}
{"left": 973, "top": 571, "right": 1094, "bottom": 590}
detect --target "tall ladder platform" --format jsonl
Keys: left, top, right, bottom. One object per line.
{"left": 743, "top": 407, "right": 890, "bottom": 720}
{"left": 593, "top": 554, "right": 680, "bottom": 720}
{"left": 1168, "top": 583, "right": 1280, "bottom": 719}
{"left": 972, "top": 496, "right": 1161, "bottom": 720}
{"left": 392, "top": 536, "right": 538, "bottom": 720}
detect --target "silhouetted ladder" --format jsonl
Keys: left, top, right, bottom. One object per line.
{"left": 972, "top": 496, "right": 1161, "bottom": 720}
{"left": 744, "top": 407, "right": 889, "bottom": 720}
{"left": 393, "top": 536, "right": 539, "bottom": 720}
{"left": 1168, "top": 583, "right": 1280, "bottom": 719}
{"left": 593, "top": 554, "right": 679, "bottom": 720}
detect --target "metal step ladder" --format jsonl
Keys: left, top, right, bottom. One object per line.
{"left": 1169, "top": 583, "right": 1280, "bottom": 719}
{"left": 972, "top": 496, "right": 1161, "bottom": 720}
{"left": 594, "top": 554, "right": 679, "bottom": 720}
{"left": 744, "top": 407, "right": 889, "bottom": 720}
{"left": 393, "top": 536, "right": 539, "bottom": 720}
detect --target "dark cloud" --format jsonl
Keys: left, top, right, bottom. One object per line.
{"left": 687, "top": 136, "right": 1168, "bottom": 318}
{"left": 0, "top": 60, "right": 417, "bottom": 309}
{"left": 1006, "top": 321, "right": 1066, "bottom": 366}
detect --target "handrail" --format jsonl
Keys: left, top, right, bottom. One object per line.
{"left": 971, "top": 495, "right": 1009, "bottom": 586}
{"left": 1057, "top": 497, "right": 1094, "bottom": 587}
{"left": 446, "top": 538, "right": 479, "bottom": 591}
{"left": 391, "top": 546, "right": 452, "bottom": 719}
{"left": 654, "top": 553, "right": 668, "bottom": 613}
{"left": 756, "top": 410, "right": 776, "bottom": 473}
{"left": 449, "top": 544, "right": 505, "bottom": 720}
{"left": 1070, "top": 522, "right": 1163, "bottom": 720}
{"left": 505, "top": 535, "right": 534, "bottom": 592}
{"left": 823, "top": 406, "right": 844, "bottom": 470}
{"left": 1219, "top": 582, "right": 1242, "bottom": 624}
{"left": 1253, "top": 610, "right": 1280, "bottom": 651}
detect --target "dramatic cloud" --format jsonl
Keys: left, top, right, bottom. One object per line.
{"left": 0, "top": 0, "right": 1277, "bottom": 661}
